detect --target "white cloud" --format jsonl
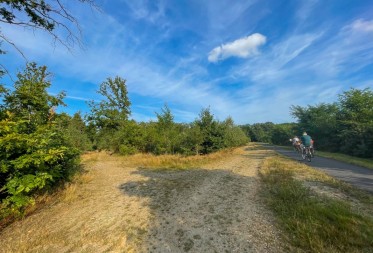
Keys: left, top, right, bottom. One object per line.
{"left": 208, "top": 33, "right": 266, "bottom": 62}
{"left": 350, "top": 19, "right": 373, "bottom": 33}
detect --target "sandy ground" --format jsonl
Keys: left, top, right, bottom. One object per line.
{"left": 0, "top": 146, "right": 283, "bottom": 253}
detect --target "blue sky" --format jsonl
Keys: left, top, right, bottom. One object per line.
{"left": 1, "top": 0, "right": 373, "bottom": 124}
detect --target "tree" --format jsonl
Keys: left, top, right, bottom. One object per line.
{"left": 56, "top": 112, "right": 92, "bottom": 151}
{"left": 180, "top": 122, "right": 203, "bottom": 155}
{"left": 195, "top": 108, "right": 226, "bottom": 154}
{"left": 271, "top": 123, "right": 296, "bottom": 145}
{"left": 248, "top": 122, "right": 275, "bottom": 143}
{"left": 291, "top": 103, "right": 339, "bottom": 150}
{"left": 0, "top": 63, "right": 79, "bottom": 215}
{"left": 155, "top": 104, "right": 178, "bottom": 154}
{"left": 87, "top": 76, "right": 131, "bottom": 151}
{"left": 290, "top": 88, "right": 373, "bottom": 157}
{"left": 88, "top": 76, "right": 131, "bottom": 130}
{"left": 1, "top": 62, "right": 65, "bottom": 128}
{"left": 221, "top": 116, "right": 248, "bottom": 147}
{"left": 337, "top": 88, "right": 373, "bottom": 157}
{"left": 0, "top": 0, "right": 95, "bottom": 51}
{"left": 0, "top": 0, "right": 96, "bottom": 73}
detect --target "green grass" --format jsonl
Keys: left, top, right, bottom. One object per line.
{"left": 316, "top": 151, "right": 373, "bottom": 170}
{"left": 260, "top": 157, "right": 373, "bottom": 253}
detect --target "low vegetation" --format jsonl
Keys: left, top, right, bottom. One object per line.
{"left": 260, "top": 156, "right": 373, "bottom": 253}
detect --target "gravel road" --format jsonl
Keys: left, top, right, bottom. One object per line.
{"left": 0, "top": 147, "right": 284, "bottom": 253}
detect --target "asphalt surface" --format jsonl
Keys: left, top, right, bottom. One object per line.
{"left": 268, "top": 145, "right": 373, "bottom": 193}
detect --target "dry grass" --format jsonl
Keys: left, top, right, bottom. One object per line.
{"left": 0, "top": 145, "right": 284, "bottom": 253}
{"left": 82, "top": 148, "right": 238, "bottom": 170}
{"left": 0, "top": 167, "right": 95, "bottom": 231}
{"left": 128, "top": 148, "right": 238, "bottom": 169}
{"left": 60, "top": 171, "right": 95, "bottom": 203}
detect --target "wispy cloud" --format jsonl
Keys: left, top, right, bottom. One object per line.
{"left": 349, "top": 19, "right": 373, "bottom": 32}
{"left": 235, "top": 32, "right": 322, "bottom": 83}
{"left": 295, "top": 0, "right": 319, "bottom": 23}
{"left": 65, "top": 95, "right": 91, "bottom": 102}
{"left": 208, "top": 33, "right": 266, "bottom": 62}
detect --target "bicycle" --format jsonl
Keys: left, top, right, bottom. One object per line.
{"left": 302, "top": 146, "right": 312, "bottom": 162}
{"left": 310, "top": 146, "right": 315, "bottom": 158}
{"left": 295, "top": 143, "right": 302, "bottom": 153}
{"left": 290, "top": 139, "right": 302, "bottom": 153}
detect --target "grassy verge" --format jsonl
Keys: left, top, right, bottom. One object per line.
{"left": 316, "top": 151, "right": 373, "bottom": 170}
{"left": 260, "top": 156, "right": 373, "bottom": 253}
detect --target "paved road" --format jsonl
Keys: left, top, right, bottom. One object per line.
{"left": 267, "top": 145, "right": 373, "bottom": 193}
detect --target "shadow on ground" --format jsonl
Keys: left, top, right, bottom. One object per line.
{"left": 119, "top": 168, "right": 259, "bottom": 253}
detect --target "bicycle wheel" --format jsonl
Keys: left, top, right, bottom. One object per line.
{"left": 302, "top": 149, "right": 306, "bottom": 160}
{"left": 307, "top": 152, "right": 311, "bottom": 162}
{"left": 297, "top": 146, "right": 302, "bottom": 154}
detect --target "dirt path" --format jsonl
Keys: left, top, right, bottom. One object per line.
{"left": 269, "top": 145, "right": 373, "bottom": 193}
{"left": 0, "top": 147, "right": 283, "bottom": 253}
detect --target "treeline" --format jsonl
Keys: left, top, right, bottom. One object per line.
{"left": 60, "top": 101, "right": 248, "bottom": 156}
{"left": 241, "top": 122, "right": 296, "bottom": 146}
{"left": 81, "top": 75, "right": 248, "bottom": 155}
{"left": 241, "top": 88, "right": 373, "bottom": 159}
{"left": 0, "top": 63, "right": 248, "bottom": 215}
{"left": 290, "top": 88, "right": 372, "bottom": 158}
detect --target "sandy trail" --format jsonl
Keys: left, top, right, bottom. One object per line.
{"left": 0, "top": 146, "right": 283, "bottom": 253}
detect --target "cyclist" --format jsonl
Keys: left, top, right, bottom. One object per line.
{"left": 290, "top": 136, "right": 301, "bottom": 152}
{"left": 301, "top": 132, "right": 312, "bottom": 147}
{"left": 300, "top": 132, "right": 313, "bottom": 158}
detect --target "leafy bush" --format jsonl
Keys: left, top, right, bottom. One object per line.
{"left": 119, "top": 145, "right": 138, "bottom": 156}
{"left": 0, "top": 63, "right": 79, "bottom": 216}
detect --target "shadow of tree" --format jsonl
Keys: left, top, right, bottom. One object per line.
{"left": 119, "top": 168, "right": 262, "bottom": 253}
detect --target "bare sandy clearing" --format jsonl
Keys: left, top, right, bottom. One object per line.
{"left": 0, "top": 147, "right": 283, "bottom": 253}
